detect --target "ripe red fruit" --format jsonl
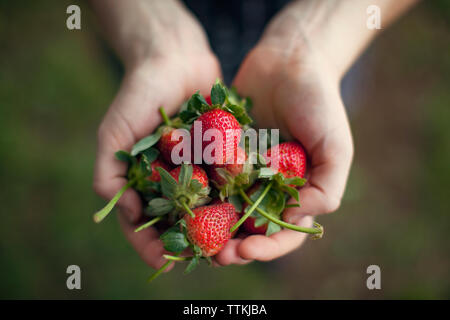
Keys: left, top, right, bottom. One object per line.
{"left": 265, "top": 142, "right": 307, "bottom": 179}
{"left": 170, "top": 164, "right": 209, "bottom": 188}
{"left": 148, "top": 158, "right": 172, "bottom": 182}
{"left": 208, "top": 146, "right": 247, "bottom": 185}
{"left": 157, "top": 126, "right": 183, "bottom": 166}
{"left": 241, "top": 184, "right": 267, "bottom": 234}
{"left": 204, "top": 95, "right": 212, "bottom": 105}
{"left": 184, "top": 203, "right": 239, "bottom": 256}
{"left": 243, "top": 216, "right": 267, "bottom": 235}
{"left": 190, "top": 109, "right": 241, "bottom": 165}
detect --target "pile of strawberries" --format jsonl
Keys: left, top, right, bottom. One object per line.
{"left": 93, "top": 80, "right": 323, "bottom": 282}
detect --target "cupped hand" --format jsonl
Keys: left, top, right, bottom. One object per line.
{"left": 93, "top": 51, "right": 221, "bottom": 270}
{"left": 215, "top": 44, "right": 354, "bottom": 266}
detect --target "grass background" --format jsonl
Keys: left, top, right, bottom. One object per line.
{"left": 0, "top": 1, "right": 449, "bottom": 299}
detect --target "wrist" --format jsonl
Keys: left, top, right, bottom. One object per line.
{"left": 258, "top": 0, "right": 378, "bottom": 80}
{"left": 96, "top": 0, "right": 213, "bottom": 72}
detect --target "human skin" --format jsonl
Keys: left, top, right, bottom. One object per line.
{"left": 90, "top": 0, "right": 418, "bottom": 269}
{"left": 215, "top": 0, "right": 419, "bottom": 265}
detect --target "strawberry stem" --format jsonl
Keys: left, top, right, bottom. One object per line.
{"left": 238, "top": 189, "right": 324, "bottom": 237}
{"left": 93, "top": 179, "right": 135, "bottom": 223}
{"left": 230, "top": 181, "right": 273, "bottom": 233}
{"left": 159, "top": 107, "right": 171, "bottom": 126}
{"left": 147, "top": 252, "right": 180, "bottom": 283}
{"left": 180, "top": 199, "right": 196, "bottom": 218}
{"left": 134, "top": 216, "right": 163, "bottom": 233}
{"left": 163, "top": 254, "right": 192, "bottom": 261}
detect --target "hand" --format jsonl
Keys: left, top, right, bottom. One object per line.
{"left": 213, "top": 0, "right": 417, "bottom": 267}
{"left": 92, "top": 0, "right": 222, "bottom": 270}
{"left": 215, "top": 43, "right": 353, "bottom": 266}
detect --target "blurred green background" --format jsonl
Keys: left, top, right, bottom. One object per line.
{"left": 0, "top": 1, "right": 449, "bottom": 299}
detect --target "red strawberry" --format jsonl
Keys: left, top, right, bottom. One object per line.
{"left": 205, "top": 95, "right": 212, "bottom": 105}
{"left": 184, "top": 203, "right": 239, "bottom": 256}
{"left": 147, "top": 158, "right": 172, "bottom": 182}
{"left": 157, "top": 126, "right": 184, "bottom": 166}
{"left": 156, "top": 107, "right": 188, "bottom": 166}
{"left": 190, "top": 109, "right": 241, "bottom": 165}
{"left": 241, "top": 184, "right": 267, "bottom": 235}
{"left": 170, "top": 164, "right": 209, "bottom": 188}
{"left": 243, "top": 216, "right": 267, "bottom": 235}
{"left": 265, "top": 142, "right": 307, "bottom": 179}
{"left": 208, "top": 146, "right": 247, "bottom": 185}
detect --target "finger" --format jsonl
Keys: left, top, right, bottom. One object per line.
{"left": 93, "top": 70, "right": 187, "bottom": 223}
{"left": 214, "top": 239, "right": 253, "bottom": 266}
{"left": 284, "top": 144, "right": 353, "bottom": 222}
{"left": 118, "top": 212, "right": 174, "bottom": 271}
{"left": 94, "top": 130, "right": 142, "bottom": 223}
{"left": 238, "top": 215, "right": 313, "bottom": 261}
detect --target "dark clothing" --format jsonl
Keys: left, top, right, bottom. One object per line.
{"left": 183, "top": 0, "right": 291, "bottom": 84}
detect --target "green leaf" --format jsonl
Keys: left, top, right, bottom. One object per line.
{"left": 115, "top": 150, "right": 135, "bottom": 164}
{"left": 265, "top": 222, "right": 282, "bottom": 236}
{"left": 157, "top": 167, "right": 178, "bottom": 199}
{"left": 139, "top": 158, "right": 151, "bottom": 176}
{"left": 224, "top": 104, "right": 252, "bottom": 125}
{"left": 282, "top": 185, "right": 300, "bottom": 202}
{"left": 244, "top": 97, "right": 253, "bottom": 112}
{"left": 188, "top": 91, "right": 209, "bottom": 112}
{"left": 263, "top": 189, "right": 286, "bottom": 216}
{"left": 189, "top": 179, "right": 204, "bottom": 193}
{"left": 210, "top": 80, "right": 227, "bottom": 105}
{"left": 258, "top": 167, "right": 275, "bottom": 178}
{"left": 138, "top": 180, "right": 161, "bottom": 194}
{"left": 179, "top": 110, "right": 198, "bottom": 124}
{"left": 227, "top": 87, "right": 241, "bottom": 105}
{"left": 253, "top": 215, "right": 268, "bottom": 227}
{"left": 179, "top": 163, "right": 193, "bottom": 189}
{"left": 192, "top": 244, "right": 202, "bottom": 256}
{"left": 184, "top": 256, "right": 200, "bottom": 274}
{"left": 141, "top": 148, "right": 160, "bottom": 165}
{"left": 147, "top": 198, "right": 175, "bottom": 216}
{"left": 284, "top": 177, "right": 307, "bottom": 187}
{"left": 228, "top": 194, "right": 243, "bottom": 212}
{"left": 177, "top": 218, "right": 187, "bottom": 228}
{"left": 160, "top": 228, "right": 189, "bottom": 253}
{"left": 246, "top": 186, "right": 285, "bottom": 218}
{"left": 131, "top": 131, "right": 162, "bottom": 156}
{"left": 248, "top": 184, "right": 265, "bottom": 202}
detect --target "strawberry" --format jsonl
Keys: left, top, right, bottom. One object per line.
{"left": 190, "top": 109, "right": 241, "bottom": 165}
{"left": 240, "top": 184, "right": 268, "bottom": 234}
{"left": 243, "top": 216, "right": 267, "bottom": 234}
{"left": 208, "top": 146, "right": 247, "bottom": 186}
{"left": 184, "top": 203, "right": 239, "bottom": 256}
{"left": 148, "top": 158, "right": 172, "bottom": 182}
{"left": 157, "top": 126, "right": 183, "bottom": 166}
{"left": 265, "top": 142, "right": 307, "bottom": 179}
{"left": 204, "top": 95, "right": 212, "bottom": 105}
{"left": 170, "top": 164, "right": 209, "bottom": 188}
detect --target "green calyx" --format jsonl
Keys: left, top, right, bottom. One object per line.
{"left": 179, "top": 79, "right": 253, "bottom": 126}
{"left": 146, "top": 164, "right": 211, "bottom": 218}
{"left": 147, "top": 219, "right": 210, "bottom": 283}
{"left": 227, "top": 161, "right": 322, "bottom": 238}
{"left": 212, "top": 159, "right": 257, "bottom": 201}
{"left": 93, "top": 148, "right": 161, "bottom": 223}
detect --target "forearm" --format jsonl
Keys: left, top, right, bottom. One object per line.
{"left": 260, "top": 0, "right": 419, "bottom": 78}
{"left": 88, "top": 0, "right": 211, "bottom": 69}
